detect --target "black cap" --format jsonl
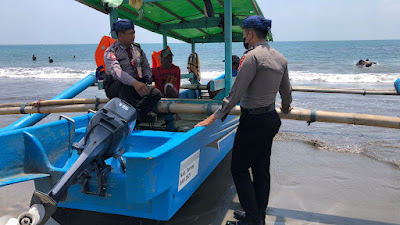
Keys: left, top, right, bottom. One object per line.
{"left": 243, "top": 15, "right": 272, "bottom": 30}
{"left": 112, "top": 19, "right": 135, "bottom": 33}
{"left": 161, "top": 49, "right": 173, "bottom": 58}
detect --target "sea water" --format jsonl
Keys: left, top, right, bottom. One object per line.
{"left": 0, "top": 40, "right": 399, "bottom": 168}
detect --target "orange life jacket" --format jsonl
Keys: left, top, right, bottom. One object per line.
{"left": 95, "top": 36, "right": 117, "bottom": 69}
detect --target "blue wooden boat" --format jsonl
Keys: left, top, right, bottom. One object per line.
{"left": 0, "top": 0, "right": 271, "bottom": 224}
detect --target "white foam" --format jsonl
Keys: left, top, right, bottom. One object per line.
{"left": 289, "top": 71, "right": 399, "bottom": 83}
{"left": 179, "top": 70, "right": 225, "bottom": 84}
{"left": 1, "top": 67, "right": 398, "bottom": 84}
{"left": 0, "top": 67, "right": 93, "bottom": 79}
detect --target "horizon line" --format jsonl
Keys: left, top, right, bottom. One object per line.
{"left": 1, "top": 39, "right": 399, "bottom": 46}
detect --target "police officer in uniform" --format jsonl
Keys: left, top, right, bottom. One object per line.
{"left": 104, "top": 19, "right": 162, "bottom": 120}
{"left": 196, "top": 16, "right": 292, "bottom": 225}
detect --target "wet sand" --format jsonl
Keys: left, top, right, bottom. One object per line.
{"left": 0, "top": 139, "right": 399, "bottom": 225}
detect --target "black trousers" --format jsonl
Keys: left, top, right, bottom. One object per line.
{"left": 231, "top": 110, "right": 281, "bottom": 222}
{"left": 105, "top": 79, "right": 162, "bottom": 118}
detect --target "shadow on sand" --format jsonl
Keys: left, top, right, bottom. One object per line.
{"left": 52, "top": 151, "right": 397, "bottom": 225}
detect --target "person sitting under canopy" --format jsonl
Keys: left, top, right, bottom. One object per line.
{"left": 152, "top": 49, "right": 181, "bottom": 98}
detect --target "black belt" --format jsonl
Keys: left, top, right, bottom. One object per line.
{"left": 241, "top": 104, "right": 275, "bottom": 114}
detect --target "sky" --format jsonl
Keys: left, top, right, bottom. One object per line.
{"left": 1, "top": 0, "right": 400, "bottom": 45}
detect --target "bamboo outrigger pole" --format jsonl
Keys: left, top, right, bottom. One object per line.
{"left": 156, "top": 102, "right": 400, "bottom": 129}
{"left": 180, "top": 84, "right": 399, "bottom": 96}
{"left": 291, "top": 86, "right": 398, "bottom": 95}
{"left": 0, "top": 98, "right": 109, "bottom": 108}
{"left": 1, "top": 99, "right": 399, "bottom": 129}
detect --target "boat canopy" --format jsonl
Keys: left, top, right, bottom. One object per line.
{"left": 76, "top": 0, "right": 272, "bottom": 43}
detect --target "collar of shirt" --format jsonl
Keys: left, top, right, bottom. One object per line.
{"left": 253, "top": 40, "right": 268, "bottom": 48}
{"left": 245, "top": 41, "right": 269, "bottom": 54}
{"left": 116, "top": 41, "right": 132, "bottom": 51}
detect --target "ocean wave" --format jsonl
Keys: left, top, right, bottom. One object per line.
{"left": 196, "top": 70, "right": 399, "bottom": 84}
{"left": 0, "top": 67, "right": 93, "bottom": 79}
{"left": 290, "top": 71, "right": 399, "bottom": 83}
{"left": 276, "top": 132, "right": 400, "bottom": 168}
{"left": 200, "top": 70, "right": 225, "bottom": 82}
{"left": 1, "top": 67, "right": 398, "bottom": 84}
{"left": 179, "top": 70, "right": 225, "bottom": 84}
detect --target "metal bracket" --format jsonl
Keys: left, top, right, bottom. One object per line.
{"left": 79, "top": 160, "right": 111, "bottom": 197}
{"left": 88, "top": 109, "right": 97, "bottom": 114}
{"left": 59, "top": 115, "right": 76, "bottom": 154}
{"left": 59, "top": 115, "right": 75, "bottom": 132}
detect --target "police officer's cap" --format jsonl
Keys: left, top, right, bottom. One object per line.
{"left": 242, "top": 15, "right": 271, "bottom": 31}
{"left": 112, "top": 19, "right": 135, "bottom": 33}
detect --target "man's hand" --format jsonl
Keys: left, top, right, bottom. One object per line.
{"left": 195, "top": 114, "right": 217, "bottom": 127}
{"left": 132, "top": 80, "right": 148, "bottom": 97}
{"left": 280, "top": 104, "right": 293, "bottom": 114}
{"left": 165, "top": 84, "right": 179, "bottom": 98}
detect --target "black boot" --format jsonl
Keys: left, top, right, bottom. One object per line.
{"left": 233, "top": 210, "right": 265, "bottom": 225}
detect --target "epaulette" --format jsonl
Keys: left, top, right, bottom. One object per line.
{"left": 244, "top": 45, "right": 256, "bottom": 54}
{"left": 111, "top": 44, "right": 119, "bottom": 53}
{"left": 133, "top": 43, "right": 141, "bottom": 48}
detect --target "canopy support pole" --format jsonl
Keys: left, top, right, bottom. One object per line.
{"left": 163, "top": 31, "right": 168, "bottom": 49}
{"left": 191, "top": 42, "right": 196, "bottom": 53}
{"left": 224, "top": 0, "right": 232, "bottom": 96}
{"left": 109, "top": 8, "right": 119, "bottom": 39}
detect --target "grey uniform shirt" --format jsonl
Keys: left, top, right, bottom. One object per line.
{"left": 214, "top": 41, "right": 292, "bottom": 120}
{"left": 104, "top": 41, "right": 152, "bottom": 86}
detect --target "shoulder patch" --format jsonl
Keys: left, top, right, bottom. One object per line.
{"left": 110, "top": 52, "right": 117, "bottom": 60}
{"left": 238, "top": 55, "right": 246, "bottom": 71}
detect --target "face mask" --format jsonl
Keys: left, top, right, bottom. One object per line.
{"left": 243, "top": 38, "right": 249, "bottom": 49}
{"left": 243, "top": 32, "right": 251, "bottom": 49}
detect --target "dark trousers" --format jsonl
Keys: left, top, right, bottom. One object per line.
{"left": 231, "top": 110, "right": 281, "bottom": 222}
{"left": 105, "top": 79, "right": 162, "bottom": 118}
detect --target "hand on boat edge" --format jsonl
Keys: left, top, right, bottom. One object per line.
{"left": 280, "top": 105, "right": 293, "bottom": 114}
{"left": 195, "top": 114, "right": 217, "bottom": 127}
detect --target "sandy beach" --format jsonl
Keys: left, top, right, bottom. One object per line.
{"left": 1, "top": 135, "right": 399, "bottom": 225}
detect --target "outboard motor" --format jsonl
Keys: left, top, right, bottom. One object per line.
{"left": 17, "top": 98, "right": 136, "bottom": 225}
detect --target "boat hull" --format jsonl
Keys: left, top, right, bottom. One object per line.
{"left": 27, "top": 113, "right": 239, "bottom": 221}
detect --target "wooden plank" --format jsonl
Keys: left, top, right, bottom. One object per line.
{"left": 209, "top": 79, "right": 226, "bottom": 91}
{"left": 119, "top": 5, "right": 191, "bottom": 43}
{"left": 250, "top": 0, "right": 262, "bottom": 16}
{"left": 186, "top": 0, "right": 204, "bottom": 14}
{"left": 180, "top": 73, "right": 195, "bottom": 79}
{"left": 180, "top": 84, "right": 207, "bottom": 89}
{"left": 292, "top": 86, "right": 398, "bottom": 95}
{"left": 152, "top": 2, "right": 210, "bottom": 36}
{"left": 216, "top": 0, "right": 224, "bottom": 7}
{"left": 159, "top": 17, "right": 243, "bottom": 30}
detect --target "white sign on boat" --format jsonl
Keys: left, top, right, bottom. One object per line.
{"left": 178, "top": 150, "right": 200, "bottom": 191}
